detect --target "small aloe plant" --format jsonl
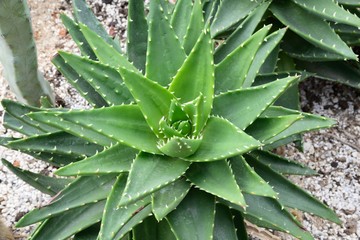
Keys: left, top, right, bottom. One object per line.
{"left": 208, "top": 0, "right": 360, "bottom": 89}
{"left": 0, "top": 0, "right": 54, "bottom": 106}
{"left": 0, "top": 0, "right": 341, "bottom": 239}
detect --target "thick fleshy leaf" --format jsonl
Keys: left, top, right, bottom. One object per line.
{"left": 246, "top": 156, "right": 341, "bottom": 224}
{"left": 58, "top": 52, "right": 133, "bottom": 105}
{"left": 295, "top": 60, "right": 360, "bottom": 89}
{"left": 60, "top": 14, "right": 96, "bottom": 60}
{"left": 127, "top": 0, "right": 147, "bottom": 72}
{"left": 242, "top": 28, "right": 287, "bottom": 88}
{"left": 132, "top": 216, "right": 157, "bottom": 240}
{"left": 30, "top": 201, "right": 105, "bottom": 240}
{"left": 100, "top": 174, "right": 152, "bottom": 240}
{"left": 2, "top": 99, "right": 58, "bottom": 133}
{"left": 170, "top": 0, "right": 192, "bottom": 44}
{"left": 291, "top": 0, "right": 360, "bottom": 27}
{"left": 229, "top": 156, "right": 277, "bottom": 198}
{"left": 337, "top": 0, "right": 360, "bottom": 6}
{"left": 30, "top": 106, "right": 160, "bottom": 154}
{"left": 270, "top": 0, "right": 357, "bottom": 60}
{"left": 28, "top": 111, "right": 115, "bottom": 147}
{"left": 72, "top": 0, "right": 121, "bottom": 52}
{"left": 261, "top": 106, "right": 336, "bottom": 148}
{"left": 52, "top": 54, "right": 108, "bottom": 107}
{"left": 152, "top": 178, "right": 191, "bottom": 221}
{"left": 1, "top": 159, "right": 73, "bottom": 196}
{"left": 8, "top": 131, "right": 103, "bottom": 158}
{"left": 146, "top": 0, "right": 186, "bottom": 86}
{"left": 213, "top": 76, "right": 299, "bottom": 130}
{"left": 232, "top": 210, "right": 248, "bottom": 240}
{"left": 73, "top": 224, "right": 100, "bottom": 240}
{"left": 169, "top": 30, "right": 214, "bottom": 135}
{"left": 17, "top": 175, "right": 116, "bottom": 227}
{"left": 184, "top": 117, "right": 260, "bottom": 162}
{"left": 119, "top": 152, "right": 190, "bottom": 206}
{"left": 210, "top": 0, "right": 261, "bottom": 37}
{"left": 167, "top": 189, "right": 215, "bottom": 240}
{"left": 225, "top": 195, "right": 314, "bottom": 240}
{"left": 78, "top": 24, "right": 136, "bottom": 70}
{"left": 248, "top": 150, "right": 317, "bottom": 176}
{"left": 214, "top": 1, "right": 270, "bottom": 63}
{"left": 183, "top": 0, "right": 204, "bottom": 54}
{"left": 158, "top": 136, "right": 202, "bottom": 158}
{"left": 245, "top": 115, "right": 302, "bottom": 142}
{"left": 215, "top": 25, "right": 271, "bottom": 93}
{"left": 186, "top": 160, "right": 246, "bottom": 207}
{"left": 214, "top": 204, "right": 237, "bottom": 240}
{"left": 56, "top": 144, "right": 137, "bottom": 176}
{"left": 282, "top": 31, "right": 347, "bottom": 62}
{"left": 118, "top": 67, "right": 176, "bottom": 136}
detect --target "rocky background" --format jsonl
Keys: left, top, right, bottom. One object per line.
{"left": 0, "top": 0, "right": 359, "bottom": 239}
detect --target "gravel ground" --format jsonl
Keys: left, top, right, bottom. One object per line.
{"left": 0, "top": 0, "right": 359, "bottom": 239}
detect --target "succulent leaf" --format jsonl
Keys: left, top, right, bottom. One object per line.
{"left": 248, "top": 150, "right": 317, "bottom": 176}
{"left": 100, "top": 174, "right": 151, "bottom": 240}
{"left": 170, "top": 0, "right": 192, "bottom": 45}
{"left": 166, "top": 189, "right": 215, "bottom": 240}
{"left": 52, "top": 54, "right": 108, "bottom": 107}
{"left": 246, "top": 156, "right": 341, "bottom": 224}
{"left": 245, "top": 115, "right": 302, "bottom": 142}
{"left": 210, "top": 0, "right": 261, "bottom": 37}
{"left": 158, "top": 137, "right": 202, "bottom": 158}
{"left": 215, "top": 25, "right": 271, "bottom": 93}
{"left": 55, "top": 143, "right": 137, "bottom": 176}
{"left": 30, "top": 201, "right": 105, "bottom": 240}
{"left": 213, "top": 204, "right": 238, "bottom": 240}
{"left": 60, "top": 14, "right": 97, "bottom": 60}
{"left": 184, "top": 117, "right": 260, "bottom": 162}
{"left": 118, "top": 67, "right": 177, "bottom": 137}
{"left": 1, "top": 158, "right": 73, "bottom": 196}
{"left": 99, "top": 174, "right": 151, "bottom": 240}
{"left": 229, "top": 155, "right": 277, "bottom": 198}
{"left": 186, "top": 160, "right": 246, "bottom": 207}
{"left": 146, "top": 0, "right": 186, "bottom": 86}
{"left": 169, "top": 29, "right": 214, "bottom": 135}
{"left": 28, "top": 111, "right": 116, "bottom": 147}
{"left": 7, "top": 131, "right": 103, "bottom": 158}
{"left": 337, "top": 0, "right": 360, "bottom": 6}
{"left": 151, "top": 178, "right": 191, "bottom": 221}
{"left": 226, "top": 195, "right": 314, "bottom": 240}
{"left": 291, "top": 0, "right": 360, "bottom": 27}
{"left": 73, "top": 224, "right": 100, "bottom": 240}
{"left": 78, "top": 24, "right": 136, "bottom": 70}
{"left": 261, "top": 106, "right": 336, "bottom": 149}
{"left": 242, "top": 28, "right": 288, "bottom": 88}
{"left": 213, "top": 76, "right": 299, "bottom": 130}
{"left": 127, "top": 0, "right": 147, "bottom": 72}
{"left": 183, "top": 0, "right": 204, "bottom": 54}
{"left": 214, "top": 1, "right": 270, "bottom": 63}
{"left": 295, "top": 60, "right": 360, "bottom": 89}
{"left": 119, "top": 152, "right": 190, "bottom": 206}
{"left": 270, "top": 0, "right": 357, "bottom": 60}
{"left": 72, "top": 0, "right": 121, "bottom": 53}
{"left": 58, "top": 52, "right": 133, "bottom": 105}
{"left": 17, "top": 175, "right": 116, "bottom": 227}
{"left": 30, "top": 106, "right": 161, "bottom": 154}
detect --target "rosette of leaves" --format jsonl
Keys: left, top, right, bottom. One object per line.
{"left": 0, "top": 0, "right": 340, "bottom": 239}
{"left": 208, "top": 0, "right": 360, "bottom": 89}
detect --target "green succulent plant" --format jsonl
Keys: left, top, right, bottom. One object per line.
{"left": 208, "top": 0, "right": 360, "bottom": 89}
{"left": 0, "top": 0, "right": 341, "bottom": 239}
{"left": 0, "top": 0, "right": 54, "bottom": 106}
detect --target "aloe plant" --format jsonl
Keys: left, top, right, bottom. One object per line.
{"left": 209, "top": 0, "right": 360, "bottom": 89}
{"left": 0, "top": 0, "right": 54, "bottom": 106}
{"left": 0, "top": 0, "right": 341, "bottom": 239}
